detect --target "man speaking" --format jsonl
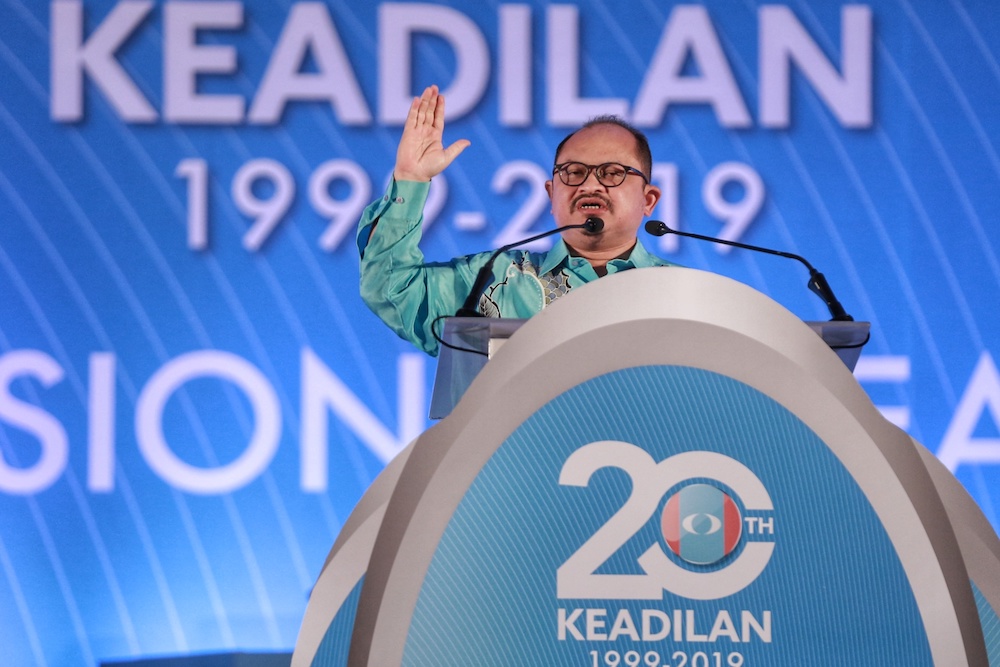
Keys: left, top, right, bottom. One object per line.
{"left": 357, "top": 85, "right": 673, "bottom": 355}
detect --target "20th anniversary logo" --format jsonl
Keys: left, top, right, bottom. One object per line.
{"left": 556, "top": 443, "right": 776, "bottom": 654}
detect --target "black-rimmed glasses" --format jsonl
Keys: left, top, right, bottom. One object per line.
{"left": 553, "top": 162, "right": 649, "bottom": 187}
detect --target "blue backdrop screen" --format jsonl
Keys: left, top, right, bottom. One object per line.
{"left": 1, "top": 1, "right": 998, "bottom": 664}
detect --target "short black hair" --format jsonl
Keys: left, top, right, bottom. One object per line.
{"left": 554, "top": 116, "right": 653, "bottom": 180}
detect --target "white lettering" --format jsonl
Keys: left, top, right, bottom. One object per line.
{"left": 556, "top": 608, "right": 771, "bottom": 642}
{"left": 300, "top": 349, "right": 422, "bottom": 491}
{"left": 760, "top": 5, "right": 872, "bottom": 128}
{"left": 378, "top": 3, "right": 490, "bottom": 124}
{"left": 938, "top": 351, "right": 1000, "bottom": 471}
{"left": 135, "top": 350, "right": 281, "bottom": 494}
{"left": 685, "top": 609, "right": 709, "bottom": 642}
{"left": 744, "top": 515, "right": 776, "bottom": 535}
{"left": 87, "top": 352, "right": 116, "bottom": 492}
{"left": 0, "top": 348, "right": 425, "bottom": 495}
{"left": 586, "top": 608, "right": 608, "bottom": 640}
{"left": 708, "top": 610, "right": 739, "bottom": 642}
{"left": 248, "top": 3, "right": 371, "bottom": 125}
{"left": 51, "top": 0, "right": 157, "bottom": 122}
{"left": 558, "top": 608, "right": 585, "bottom": 641}
{"left": 0, "top": 351, "right": 69, "bottom": 494}
{"left": 633, "top": 6, "right": 751, "bottom": 127}
{"left": 608, "top": 608, "right": 640, "bottom": 641}
{"left": 498, "top": 4, "right": 532, "bottom": 127}
{"left": 642, "top": 609, "right": 670, "bottom": 641}
{"left": 163, "top": 1, "right": 243, "bottom": 123}
{"left": 49, "top": 3, "right": 876, "bottom": 129}
{"left": 546, "top": 5, "right": 628, "bottom": 125}
{"left": 742, "top": 610, "right": 771, "bottom": 643}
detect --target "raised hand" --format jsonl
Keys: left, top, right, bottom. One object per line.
{"left": 393, "top": 85, "right": 471, "bottom": 182}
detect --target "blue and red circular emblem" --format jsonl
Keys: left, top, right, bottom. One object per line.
{"left": 661, "top": 483, "right": 743, "bottom": 565}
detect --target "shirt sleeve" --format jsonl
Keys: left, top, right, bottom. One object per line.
{"left": 356, "top": 178, "right": 483, "bottom": 356}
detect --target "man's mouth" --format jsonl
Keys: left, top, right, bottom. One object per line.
{"left": 575, "top": 197, "right": 610, "bottom": 213}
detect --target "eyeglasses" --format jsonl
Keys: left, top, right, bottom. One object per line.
{"left": 552, "top": 162, "right": 649, "bottom": 187}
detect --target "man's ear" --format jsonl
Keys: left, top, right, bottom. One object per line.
{"left": 643, "top": 184, "right": 662, "bottom": 215}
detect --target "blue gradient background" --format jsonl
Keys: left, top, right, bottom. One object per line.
{"left": 1, "top": 1, "right": 998, "bottom": 664}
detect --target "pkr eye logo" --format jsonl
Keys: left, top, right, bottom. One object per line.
{"left": 558, "top": 443, "right": 775, "bottom": 601}
{"left": 662, "top": 484, "right": 743, "bottom": 566}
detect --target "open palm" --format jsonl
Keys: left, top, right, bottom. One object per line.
{"left": 393, "top": 85, "right": 470, "bottom": 182}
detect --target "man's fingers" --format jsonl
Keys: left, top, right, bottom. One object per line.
{"left": 415, "top": 85, "right": 439, "bottom": 127}
{"left": 432, "top": 88, "right": 446, "bottom": 129}
{"left": 415, "top": 96, "right": 429, "bottom": 126}
{"left": 396, "top": 85, "right": 463, "bottom": 181}
{"left": 406, "top": 95, "right": 421, "bottom": 128}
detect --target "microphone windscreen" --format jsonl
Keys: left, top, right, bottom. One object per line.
{"left": 645, "top": 220, "right": 668, "bottom": 236}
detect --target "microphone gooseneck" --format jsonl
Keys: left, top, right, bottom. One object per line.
{"left": 456, "top": 217, "right": 604, "bottom": 317}
{"left": 645, "top": 220, "right": 853, "bottom": 322}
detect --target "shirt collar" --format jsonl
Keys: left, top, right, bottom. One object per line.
{"left": 540, "top": 237, "right": 664, "bottom": 275}
{"left": 623, "top": 238, "right": 666, "bottom": 268}
{"left": 539, "top": 238, "right": 574, "bottom": 275}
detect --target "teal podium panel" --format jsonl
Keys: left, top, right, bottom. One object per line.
{"left": 292, "top": 267, "right": 998, "bottom": 667}
{"left": 405, "top": 366, "right": 927, "bottom": 663}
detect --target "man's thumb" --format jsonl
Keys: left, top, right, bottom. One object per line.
{"left": 444, "top": 139, "right": 471, "bottom": 163}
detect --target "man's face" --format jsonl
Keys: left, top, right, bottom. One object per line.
{"left": 545, "top": 123, "right": 661, "bottom": 256}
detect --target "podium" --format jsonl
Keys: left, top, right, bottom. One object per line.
{"left": 430, "top": 316, "right": 870, "bottom": 419}
{"left": 292, "top": 267, "right": 1000, "bottom": 666}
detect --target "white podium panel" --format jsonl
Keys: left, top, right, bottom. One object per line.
{"left": 293, "top": 267, "right": 996, "bottom": 667}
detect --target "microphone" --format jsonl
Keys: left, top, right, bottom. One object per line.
{"left": 645, "top": 220, "right": 853, "bottom": 322}
{"left": 456, "top": 217, "right": 605, "bottom": 317}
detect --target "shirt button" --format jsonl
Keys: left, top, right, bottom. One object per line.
{"left": 394, "top": 196, "right": 405, "bottom": 203}
{"left": 383, "top": 195, "right": 389, "bottom": 202}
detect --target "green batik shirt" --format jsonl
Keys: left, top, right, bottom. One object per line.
{"left": 357, "top": 179, "right": 675, "bottom": 356}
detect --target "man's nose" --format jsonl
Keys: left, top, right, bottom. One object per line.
{"left": 579, "top": 168, "right": 606, "bottom": 188}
